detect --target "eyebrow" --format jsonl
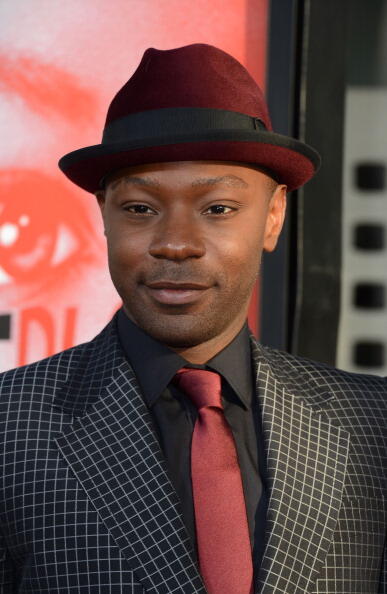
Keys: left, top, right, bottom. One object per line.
{"left": 109, "top": 173, "right": 249, "bottom": 191}
{"left": 109, "top": 176, "right": 161, "bottom": 190}
{"left": 191, "top": 175, "right": 248, "bottom": 188}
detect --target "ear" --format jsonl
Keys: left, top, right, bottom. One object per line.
{"left": 95, "top": 191, "right": 107, "bottom": 236}
{"left": 263, "top": 185, "right": 287, "bottom": 252}
{"left": 95, "top": 190, "right": 106, "bottom": 211}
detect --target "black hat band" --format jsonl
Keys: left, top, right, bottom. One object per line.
{"left": 102, "top": 107, "right": 267, "bottom": 144}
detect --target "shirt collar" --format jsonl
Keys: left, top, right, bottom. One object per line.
{"left": 116, "top": 308, "right": 253, "bottom": 409}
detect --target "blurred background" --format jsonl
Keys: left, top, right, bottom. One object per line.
{"left": 1, "top": 0, "right": 386, "bottom": 375}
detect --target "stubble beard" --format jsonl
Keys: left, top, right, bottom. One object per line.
{"left": 119, "top": 272, "right": 258, "bottom": 349}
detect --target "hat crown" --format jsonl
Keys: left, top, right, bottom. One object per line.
{"left": 105, "top": 43, "right": 272, "bottom": 130}
{"left": 59, "top": 43, "right": 320, "bottom": 194}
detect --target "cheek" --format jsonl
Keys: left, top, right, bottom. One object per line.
{"left": 106, "top": 233, "right": 145, "bottom": 276}
{"left": 218, "top": 223, "right": 265, "bottom": 264}
{"left": 212, "top": 231, "right": 265, "bottom": 290}
{"left": 238, "top": 238, "right": 264, "bottom": 278}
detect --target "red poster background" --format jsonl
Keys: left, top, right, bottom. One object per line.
{"left": 0, "top": 0, "right": 268, "bottom": 371}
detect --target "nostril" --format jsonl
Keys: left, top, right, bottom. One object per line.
{"left": 149, "top": 241, "right": 205, "bottom": 260}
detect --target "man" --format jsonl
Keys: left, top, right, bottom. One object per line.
{"left": 0, "top": 44, "right": 385, "bottom": 594}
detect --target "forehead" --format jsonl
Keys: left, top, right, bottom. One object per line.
{"left": 104, "top": 160, "right": 275, "bottom": 191}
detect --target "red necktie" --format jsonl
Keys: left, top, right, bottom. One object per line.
{"left": 174, "top": 368, "right": 254, "bottom": 594}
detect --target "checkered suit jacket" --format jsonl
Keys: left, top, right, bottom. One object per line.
{"left": 0, "top": 316, "right": 385, "bottom": 593}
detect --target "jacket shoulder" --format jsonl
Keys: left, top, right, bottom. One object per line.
{"left": 256, "top": 340, "right": 387, "bottom": 407}
{"left": 0, "top": 341, "right": 89, "bottom": 402}
{"left": 253, "top": 341, "right": 387, "bottom": 410}
{"left": 267, "top": 344, "right": 385, "bottom": 381}
{"left": 0, "top": 317, "right": 118, "bottom": 407}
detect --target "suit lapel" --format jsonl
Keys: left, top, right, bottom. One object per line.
{"left": 251, "top": 340, "right": 351, "bottom": 594}
{"left": 55, "top": 321, "right": 205, "bottom": 594}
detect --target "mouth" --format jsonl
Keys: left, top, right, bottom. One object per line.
{"left": 144, "top": 280, "right": 211, "bottom": 305}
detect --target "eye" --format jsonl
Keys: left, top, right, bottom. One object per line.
{"left": 124, "top": 203, "right": 157, "bottom": 215}
{"left": 0, "top": 169, "right": 98, "bottom": 288}
{"left": 203, "top": 204, "right": 235, "bottom": 215}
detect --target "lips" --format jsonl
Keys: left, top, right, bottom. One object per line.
{"left": 144, "top": 280, "right": 211, "bottom": 305}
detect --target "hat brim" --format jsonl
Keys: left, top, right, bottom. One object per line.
{"left": 59, "top": 130, "right": 320, "bottom": 193}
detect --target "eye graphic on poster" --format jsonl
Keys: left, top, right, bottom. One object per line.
{"left": 0, "top": 52, "right": 120, "bottom": 370}
{"left": 0, "top": 171, "right": 95, "bottom": 288}
{"left": 0, "top": 0, "right": 267, "bottom": 371}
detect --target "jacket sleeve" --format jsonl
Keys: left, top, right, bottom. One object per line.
{"left": 0, "top": 530, "right": 16, "bottom": 592}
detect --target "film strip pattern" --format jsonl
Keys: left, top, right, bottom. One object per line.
{"left": 337, "top": 87, "right": 387, "bottom": 375}
{"left": 0, "top": 315, "right": 11, "bottom": 341}
{"left": 0, "top": 314, "right": 11, "bottom": 373}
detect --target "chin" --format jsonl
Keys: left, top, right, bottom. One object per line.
{"left": 128, "top": 310, "right": 224, "bottom": 348}
{"left": 147, "top": 323, "right": 213, "bottom": 349}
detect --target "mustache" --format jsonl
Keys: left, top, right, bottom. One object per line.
{"left": 140, "top": 264, "right": 217, "bottom": 286}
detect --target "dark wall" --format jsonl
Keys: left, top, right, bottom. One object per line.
{"left": 262, "top": 0, "right": 347, "bottom": 365}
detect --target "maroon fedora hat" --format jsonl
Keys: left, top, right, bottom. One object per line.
{"left": 59, "top": 43, "right": 320, "bottom": 192}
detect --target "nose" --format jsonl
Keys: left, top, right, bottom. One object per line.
{"left": 148, "top": 213, "right": 206, "bottom": 261}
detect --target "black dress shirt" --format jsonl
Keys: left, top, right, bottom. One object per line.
{"left": 116, "top": 308, "right": 267, "bottom": 573}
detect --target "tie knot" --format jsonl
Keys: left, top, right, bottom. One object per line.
{"left": 173, "top": 368, "right": 222, "bottom": 410}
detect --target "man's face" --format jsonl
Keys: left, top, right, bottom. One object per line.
{"left": 98, "top": 161, "right": 286, "bottom": 351}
